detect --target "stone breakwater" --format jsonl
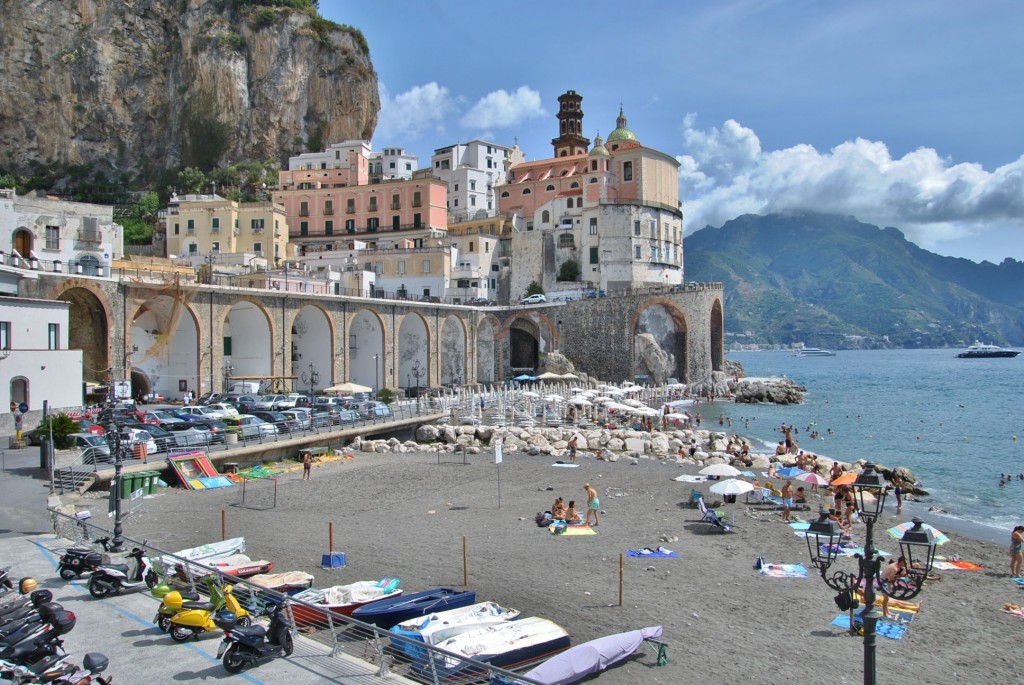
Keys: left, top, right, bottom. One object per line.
{"left": 347, "top": 423, "right": 919, "bottom": 493}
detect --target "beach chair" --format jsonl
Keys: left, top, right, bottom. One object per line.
{"left": 702, "top": 508, "right": 735, "bottom": 533}
{"left": 689, "top": 488, "right": 704, "bottom": 507}
{"left": 697, "top": 497, "right": 726, "bottom": 520}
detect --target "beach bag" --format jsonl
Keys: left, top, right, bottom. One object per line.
{"left": 535, "top": 511, "right": 552, "bottom": 527}
{"left": 753, "top": 556, "right": 765, "bottom": 570}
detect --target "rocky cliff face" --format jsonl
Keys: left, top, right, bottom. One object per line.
{"left": 0, "top": 0, "right": 379, "bottom": 180}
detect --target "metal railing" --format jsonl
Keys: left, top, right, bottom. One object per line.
{"left": 47, "top": 509, "right": 546, "bottom": 684}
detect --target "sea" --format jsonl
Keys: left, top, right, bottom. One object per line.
{"left": 703, "top": 348, "right": 1022, "bottom": 543}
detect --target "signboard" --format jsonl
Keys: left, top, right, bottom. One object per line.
{"left": 494, "top": 437, "right": 503, "bottom": 464}
{"left": 113, "top": 380, "right": 131, "bottom": 401}
{"left": 130, "top": 488, "right": 145, "bottom": 500}
{"left": 18, "top": 402, "right": 28, "bottom": 414}
{"left": 9, "top": 401, "right": 15, "bottom": 412}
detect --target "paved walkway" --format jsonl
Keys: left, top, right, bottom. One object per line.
{"left": 1, "top": 534, "right": 408, "bottom": 684}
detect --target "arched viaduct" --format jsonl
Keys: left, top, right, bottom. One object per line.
{"left": 19, "top": 274, "right": 724, "bottom": 399}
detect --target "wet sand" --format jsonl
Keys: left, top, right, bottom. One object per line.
{"left": 120, "top": 448, "right": 1019, "bottom": 685}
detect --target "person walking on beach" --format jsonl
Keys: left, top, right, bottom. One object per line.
{"left": 567, "top": 435, "right": 578, "bottom": 464}
{"left": 302, "top": 454, "right": 312, "bottom": 481}
{"left": 584, "top": 483, "right": 600, "bottom": 526}
{"left": 892, "top": 475, "right": 904, "bottom": 514}
{"left": 880, "top": 556, "right": 909, "bottom": 618}
{"left": 781, "top": 480, "right": 794, "bottom": 522}
{"left": 1010, "top": 525, "right": 1024, "bottom": 577}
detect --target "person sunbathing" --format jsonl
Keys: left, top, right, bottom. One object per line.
{"left": 551, "top": 498, "right": 567, "bottom": 520}
{"left": 565, "top": 501, "right": 583, "bottom": 524}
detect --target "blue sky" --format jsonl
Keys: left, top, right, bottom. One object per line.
{"left": 321, "top": 1, "right": 1024, "bottom": 264}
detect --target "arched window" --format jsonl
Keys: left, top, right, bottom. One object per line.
{"left": 500, "top": 191, "right": 510, "bottom": 198}
{"left": 10, "top": 377, "right": 28, "bottom": 407}
{"left": 541, "top": 210, "right": 550, "bottom": 223}
{"left": 522, "top": 188, "right": 532, "bottom": 195}
{"left": 546, "top": 184, "right": 555, "bottom": 192}
{"left": 589, "top": 177, "right": 598, "bottom": 183}
{"left": 76, "top": 254, "right": 101, "bottom": 275}
{"left": 570, "top": 182, "right": 579, "bottom": 189}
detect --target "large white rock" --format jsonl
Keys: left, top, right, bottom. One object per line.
{"left": 650, "top": 434, "right": 671, "bottom": 455}
{"left": 624, "top": 437, "right": 646, "bottom": 453}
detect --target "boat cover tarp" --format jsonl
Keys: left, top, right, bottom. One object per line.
{"left": 516, "top": 625, "right": 663, "bottom": 685}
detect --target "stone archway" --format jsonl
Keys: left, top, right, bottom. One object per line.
{"left": 509, "top": 318, "right": 542, "bottom": 370}
{"left": 397, "top": 313, "right": 430, "bottom": 390}
{"left": 130, "top": 369, "right": 151, "bottom": 401}
{"left": 710, "top": 299, "right": 724, "bottom": 371}
{"left": 56, "top": 287, "right": 109, "bottom": 383}
{"left": 476, "top": 317, "right": 499, "bottom": 384}
{"left": 349, "top": 309, "right": 386, "bottom": 393}
{"left": 291, "top": 305, "right": 334, "bottom": 394}
{"left": 223, "top": 300, "right": 273, "bottom": 392}
{"left": 130, "top": 295, "right": 200, "bottom": 401}
{"left": 631, "top": 300, "right": 689, "bottom": 384}
{"left": 439, "top": 315, "right": 466, "bottom": 388}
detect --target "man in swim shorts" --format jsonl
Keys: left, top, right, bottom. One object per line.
{"left": 584, "top": 483, "right": 600, "bottom": 526}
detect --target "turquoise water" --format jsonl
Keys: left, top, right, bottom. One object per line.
{"left": 710, "top": 349, "right": 1023, "bottom": 535}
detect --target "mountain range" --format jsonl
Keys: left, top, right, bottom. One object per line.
{"left": 682, "top": 213, "right": 1024, "bottom": 349}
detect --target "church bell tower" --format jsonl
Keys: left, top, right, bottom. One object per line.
{"left": 551, "top": 90, "right": 591, "bottom": 157}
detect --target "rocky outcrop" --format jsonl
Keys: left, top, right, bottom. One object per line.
{"left": 730, "top": 377, "right": 805, "bottom": 404}
{"left": 634, "top": 333, "right": 674, "bottom": 386}
{"left": 0, "top": 1, "right": 379, "bottom": 181}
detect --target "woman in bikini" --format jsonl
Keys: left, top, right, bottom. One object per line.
{"left": 551, "top": 497, "right": 567, "bottom": 521}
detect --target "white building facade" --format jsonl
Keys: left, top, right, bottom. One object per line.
{"left": 0, "top": 296, "right": 84, "bottom": 412}
{"left": 0, "top": 188, "right": 123, "bottom": 276}
{"left": 431, "top": 141, "right": 522, "bottom": 223}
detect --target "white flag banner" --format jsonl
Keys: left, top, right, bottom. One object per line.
{"left": 494, "top": 437, "right": 503, "bottom": 464}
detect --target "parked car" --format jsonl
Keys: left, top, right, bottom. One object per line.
{"left": 138, "top": 410, "right": 189, "bottom": 430}
{"left": 140, "top": 392, "right": 165, "bottom": 403}
{"left": 254, "top": 395, "right": 286, "bottom": 411}
{"left": 193, "top": 419, "right": 228, "bottom": 443}
{"left": 252, "top": 411, "right": 297, "bottom": 433}
{"left": 422, "top": 295, "right": 441, "bottom": 303}
{"left": 164, "top": 422, "right": 215, "bottom": 447}
{"left": 521, "top": 293, "right": 547, "bottom": 305}
{"left": 222, "top": 415, "right": 277, "bottom": 440}
{"left": 225, "top": 395, "right": 258, "bottom": 413}
{"left": 360, "top": 401, "right": 392, "bottom": 419}
{"left": 123, "top": 422, "right": 174, "bottom": 453}
{"left": 75, "top": 419, "right": 106, "bottom": 437}
{"left": 205, "top": 402, "right": 240, "bottom": 418}
{"left": 336, "top": 409, "right": 360, "bottom": 424}
{"left": 119, "top": 428, "right": 157, "bottom": 455}
{"left": 71, "top": 432, "right": 113, "bottom": 465}
{"left": 467, "top": 297, "right": 496, "bottom": 306}
{"left": 178, "top": 405, "right": 224, "bottom": 420}
{"left": 280, "top": 408, "right": 312, "bottom": 430}
{"left": 310, "top": 407, "right": 340, "bottom": 427}
{"left": 196, "top": 392, "right": 223, "bottom": 406}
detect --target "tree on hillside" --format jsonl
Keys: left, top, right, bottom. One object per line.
{"left": 557, "top": 259, "right": 580, "bottom": 282}
{"left": 525, "top": 281, "right": 544, "bottom": 296}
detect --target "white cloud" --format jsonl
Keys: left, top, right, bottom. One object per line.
{"left": 459, "top": 86, "right": 545, "bottom": 129}
{"left": 375, "top": 81, "right": 455, "bottom": 140}
{"left": 678, "top": 115, "right": 1024, "bottom": 255}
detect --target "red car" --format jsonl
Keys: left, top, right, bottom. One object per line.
{"left": 134, "top": 411, "right": 162, "bottom": 426}
{"left": 75, "top": 419, "right": 106, "bottom": 437}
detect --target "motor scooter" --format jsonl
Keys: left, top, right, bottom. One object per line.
{"left": 57, "top": 537, "right": 112, "bottom": 580}
{"left": 0, "top": 609, "right": 75, "bottom": 665}
{"left": 0, "top": 589, "right": 53, "bottom": 619}
{"left": 88, "top": 548, "right": 158, "bottom": 598}
{"left": 0, "top": 602, "right": 64, "bottom": 641}
{"left": 216, "top": 602, "right": 293, "bottom": 673}
{"left": 0, "top": 566, "right": 13, "bottom": 596}
{"left": 151, "top": 583, "right": 200, "bottom": 634}
{"left": 168, "top": 580, "right": 250, "bottom": 642}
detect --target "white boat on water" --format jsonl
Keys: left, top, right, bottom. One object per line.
{"left": 793, "top": 347, "right": 836, "bottom": 357}
{"left": 957, "top": 341, "right": 1020, "bottom": 358}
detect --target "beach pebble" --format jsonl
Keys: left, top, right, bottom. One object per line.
{"left": 583, "top": 591, "right": 591, "bottom": 596}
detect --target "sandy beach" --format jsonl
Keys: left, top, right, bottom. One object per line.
{"left": 113, "top": 447, "right": 1018, "bottom": 685}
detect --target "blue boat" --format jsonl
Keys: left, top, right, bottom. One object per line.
{"left": 351, "top": 588, "right": 476, "bottom": 629}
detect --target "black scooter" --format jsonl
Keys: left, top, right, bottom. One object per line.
{"left": 215, "top": 603, "right": 293, "bottom": 673}
{"left": 0, "top": 602, "right": 64, "bottom": 642}
{"left": 0, "top": 590, "right": 53, "bottom": 619}
{"left": 0, "top": 609, "right": 75, "bottom": 665}
{"left": 88, "top": 548, "right": 158, "bottom": 598}
{"left": 2, "top": 651, "right": 111, "bottom": 684}
{"left": 57, "top": 537, "right": 112, "bottom": 580}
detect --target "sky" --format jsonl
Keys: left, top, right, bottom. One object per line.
{"left": 320, "top": 1, "right": 1024, "bottom": 264}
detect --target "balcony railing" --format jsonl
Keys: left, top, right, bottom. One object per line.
{"left": 323, "top": 207, "right": 334, "bottom": 215}
{"left": 299, "top": 209, "right": 310, "bottom": 217}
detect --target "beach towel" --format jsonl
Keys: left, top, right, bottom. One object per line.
{"left": 853, "top": 592, "right": 921, "bottom": 614}
{"left": 759, "top": 563, "right": 808, "bottom": 579}
{"left": 627, "top": 547, "right": 678, "bottom": 558}
{"left": 788, "top": 522, "right": 811, "bottom": 531}
{"left": 1011, "top": 577, "right": 1024, "bottom": 586}
{"left": 552, "top": 463, "right": 580, "bottom": 468}
{"left": 934, "top": 560, "right": 983, "bottom": 571}
{"left": 832, "top": 614, "right": 909, "bottom": 640}
{"left": 550, "top": 524, "right": 597, "bottom": 536}
{"left": 673, "top": 474, "right": 707, "bottom": 483}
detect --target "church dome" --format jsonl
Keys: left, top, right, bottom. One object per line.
{"left": 607, "top": 106, "right": 638, "bottom": 143}
{"left": 589, "top": 133, "right": 609, "bottom": 156}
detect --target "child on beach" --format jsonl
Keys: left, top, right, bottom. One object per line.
{"left": 302, "top": 454, "right": 311, "bottom": 480}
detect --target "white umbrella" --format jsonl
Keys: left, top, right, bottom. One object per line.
{"left": 699, "top": 463, "right": 742, "bottom": 477}
{"left": 709, "top": 479, "right": 755, "bottom": 496}
{"left": 537, "top": 371, "right": 561, "bottom": 380}
{"left": 520, "top": 391, "right": 540, "bottom": 399}
{"left": 322, "top": 381, "right": 372, "bottom": 394}
{"left": 568, "top": 397, "right": 592, "bottom": 406}
{"left": 543, "top": 394, "right": 565, "bottom": 402}
{"left": 560, "top": 373, "right": 579, "bottom": 380}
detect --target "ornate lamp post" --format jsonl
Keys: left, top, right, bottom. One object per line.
{"left": 372, "top": 353, "right": 380, "bottom": 398}
{"left": 300, "top": 361, "right": 320, "bottom": 397}
{"left": 804, "top": 462, "right": 937, "bottom": 685}
{"left": 101, "top": 394, "right": 128, "bottom": 553}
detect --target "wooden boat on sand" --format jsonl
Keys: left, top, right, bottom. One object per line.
{"left": 290, "top": 579, "right": 402, "bottom": 626}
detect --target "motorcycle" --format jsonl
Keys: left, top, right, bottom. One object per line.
{"left": 0, "top": 589, "right": 53, "bottom": 620}
{"left": 0, "top": 609, "right": 75, "bottom": 665}
{"left": 88, "top": 549, "right": 158, "bottom": 598}
{"left": 0, "top": 566, "right": 13, "bottom": 596}
{"left": 0, "top": 602, "right": 65, "bottom": 642}
{"left": 57, "top": 537, "right": 112, "bottom": 580}
{"left": 168, "top": 579, "right": 251, "bottom": 642}
{"left": 151, "top": 584, "right": 200, "bottom": 634}
{"left": 0, "top": 651, "right": 109, "bottom": 684}
{"left": 216, "top": 602, "right": 293, "bottom": 673}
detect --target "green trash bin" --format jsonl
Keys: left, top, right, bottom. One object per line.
{"left": 143, "top": 470, "right": 161, "bottom": 495}
{"left": 137, "top": 472, "right": 152, "bottom": 497}
{"left": 119, "top": 473, "right": 136, "bottom": 500}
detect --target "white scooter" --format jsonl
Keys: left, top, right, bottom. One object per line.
{"left": 88, "top": 548, "right": 158, "bottom": 598}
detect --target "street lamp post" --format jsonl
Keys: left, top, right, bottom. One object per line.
{"left": 372, "top": 353, "right": 380, "bottom": 398}
{"left": 804, "top": 463, "right": 937, "bottom": 685}
{"left": 300, "top": 361, "right": 320, "bottom": 397}
{"left": 102, "top": 389, "right": 127, "bottom": 553}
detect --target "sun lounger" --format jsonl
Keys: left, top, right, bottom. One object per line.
{"left": 701, "top": 508, "right": 735, "bottom": 533}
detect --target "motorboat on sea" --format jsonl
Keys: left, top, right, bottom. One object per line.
{"left": 351, "top": 587, "right": 477, "bottom": 629}
{"left": 957, "top": 341, "right": 1020, "bottom": 358}
{"left": 792, "top": 347, "right": 836, "bottom": 357}
{"left": 412, "top": 616, "right": 570, "bottom": 681}
{"left": 389, "top": 600, "right": 520, "bottom": 659}
{"left": 290, "top": 578, "right": 402, "bottom": 626}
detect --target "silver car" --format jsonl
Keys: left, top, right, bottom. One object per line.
{"left": 72, "top": 432, "right": 113, "bottom": 465}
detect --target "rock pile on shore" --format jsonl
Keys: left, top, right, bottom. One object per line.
{"left": 729, "top": 377, "right": 806, "bottom": 404}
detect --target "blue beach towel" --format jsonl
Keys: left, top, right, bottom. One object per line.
{"left": 832, "top": 614, "right": 909, "bottom": 640}
{"left": 626, "top": 547, "right": 678, "bottom": 558}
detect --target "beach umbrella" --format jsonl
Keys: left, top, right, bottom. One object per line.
{"left": 887, "top": 521, "right": 950, "bottom": 546}
{"left": 543, "top": 394, "right": 565, "bottom": 402}
{"left": 795, "top": 472, "right": 829, "bottom": 486}
{"left": 537, "top": 371, "right": 561, "bottom": 380}
{"left": 699, "top": 463, "right": 742, "bottom": 477}
{"left": 520, "top": 391, "right": 540, "bottom": 399}
{"left": 560, "top": 373, "right": 579, "bottom": 380}
{"left": 709, "top": 478, "right": 755, "bottom": 496}
{"left": 776, "top": 466, "right": 807, "bottom": 478}
{"left": 568, "top": 397, "right": 592, "bottom": 406}
{"left": 513, "top": 374, "right": 535, "bottom": 381}
{"left": 322, "top": 381, "right": 372, "bottom": 394}
{"left": 831, "top": 472, "right": 858, "bottom": 486}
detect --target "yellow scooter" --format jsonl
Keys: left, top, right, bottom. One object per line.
{"left": 168, "top": 578, "right": 251, "bottom": 642}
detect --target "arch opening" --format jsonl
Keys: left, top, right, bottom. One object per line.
{"left": 292, "top": 305, "right": 333, "bottom": 395}
{"left": 224, "top": 301, "right": 272, "bottom": 392}
{"left": 633, "top": 303, "right": 688, "bottom": 384}
{"left": 131, "top": 295, "right": 199, "bottom": 401}
{"left": 57, "top": 287, "right": 109, "bottom": 384}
